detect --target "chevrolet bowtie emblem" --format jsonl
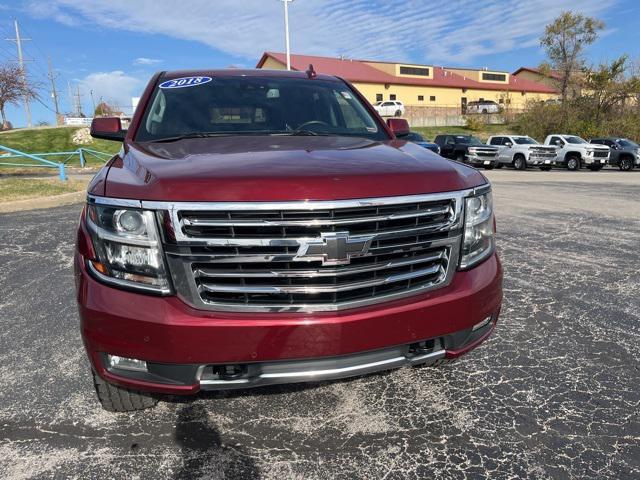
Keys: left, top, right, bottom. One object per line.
{"left": 296, "top": 232, "right": 374, "bottom": 266}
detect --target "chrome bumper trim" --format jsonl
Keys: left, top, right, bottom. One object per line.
{"left": 198, "top": 344, "right": 445, "bottom": 390}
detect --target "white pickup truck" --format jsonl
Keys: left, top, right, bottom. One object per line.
{"left": 487, "top": 135, "right": 557, "bottom": 170}
{"left": 544, "top": 134, "right": 609, "bottom": 171}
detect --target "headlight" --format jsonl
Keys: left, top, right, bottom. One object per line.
{"left": 85, "top": 204, "right": 171, "bottom": 293}
{"left": 460, "top": 191, "right": 495, "bottom": 269}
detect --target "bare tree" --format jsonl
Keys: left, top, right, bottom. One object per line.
{"left": 540, "top": 11, "right": 604, "bottom": 103}
{"left": 584, "top": 56, "right": 640, "bottom": 123}
{"left": 0, "top": 64, "right": 37, "bottom": 129}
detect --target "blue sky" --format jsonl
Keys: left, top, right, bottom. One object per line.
{"left": 0, "top": 0, "right": 638, "bottom": 127}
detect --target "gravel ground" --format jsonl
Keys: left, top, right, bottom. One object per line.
{"left": 0, "top": 170, "right": 638, "bottom": 479}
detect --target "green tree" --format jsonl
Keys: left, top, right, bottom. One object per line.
{"left": 540, "top": 11, "right": 604, "bottom": 103}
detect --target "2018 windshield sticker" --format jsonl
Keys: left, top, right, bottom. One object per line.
{"left": 159, "top": 76, "right": 212, "bottom": 89}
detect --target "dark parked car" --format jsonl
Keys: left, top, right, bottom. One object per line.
{"left": 434, "top": 134, "right": 499, "bottom": 169}
{"left": 398, "top": 131, "right": 440, "bottom": 154}
{"left": 589, "top": 137, "right": 639, "bottom": 171}
{"left": 78, "top": 69, "right": 502, "bottom": 412}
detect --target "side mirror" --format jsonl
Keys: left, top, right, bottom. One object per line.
{"left": 554, "top": 140, "right": 563, "bottom": 146}
{"left": 387, "top": 118, "right": 410, "bottom": 136}
{"left": 504, "top": 142, "right": 513, "bottom": 147}
{"left": 91, "top": 117, "right": 125, "bottom": 141}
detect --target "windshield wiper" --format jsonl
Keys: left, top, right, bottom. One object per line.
{"left": 148, "top": 132, "right": 231, "bottom": 143}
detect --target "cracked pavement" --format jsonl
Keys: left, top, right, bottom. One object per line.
{"left": 0, "top": 170, "right": 639, "bottom": 479}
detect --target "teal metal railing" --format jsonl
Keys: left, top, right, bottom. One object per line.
{"left": 0, "top": 145, "right": 113, "bottom": 180}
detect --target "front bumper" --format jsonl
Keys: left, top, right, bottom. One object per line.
{"left": 77, "top": 251, "right": 503, "bottom": 395}
{"left": 585, "top": 158, "right": 608, "bottom": 165}
{"left": 466, "top": 155, "right": 498, "bottom": 166}
{"left": 528, "top": 156, "right": 557, "bottom": 166}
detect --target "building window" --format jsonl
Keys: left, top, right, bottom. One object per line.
{"left": 418, "top": 95, "right": 424, "bottom": 101}
{"left": 430, "top": 95, "right": 436, "bottom": 102}
{"left": 376, "top": 93, "right": 383, "bottom": 102}
{"left": 482, "top": 72, "right": 507, "bottom": 82}
{"left": 390, "top": 94, "right": 397, "bottom": 100}
{"left": 498, "top": 98, "right": 504, "bottom": 104}
{"left": 506, "top": 98, "right": 511, "bottom": 104}
{"left": 479, "top": 98, "right": 485, "bottom": 102}
{"left": 400, "top": 66, "right": 430, "bottom": 76}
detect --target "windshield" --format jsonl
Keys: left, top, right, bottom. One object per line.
{"left": 618, "top": 139, "right": 638, "bottom": 147}
{"left": 565, "top": 136, "right": 587, "bottom": 144}
{"left": 136, "top": 75, "right": 386, "bottom": 142}
{"left": 457, "top": 135, "right": 484, "bottom": 146}
{"left": 513, "top": 136, "right": 538, "bottom": 145}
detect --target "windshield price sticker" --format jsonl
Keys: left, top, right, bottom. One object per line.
{"left": 159, "top": 76, "right": 212, "bottom": 89}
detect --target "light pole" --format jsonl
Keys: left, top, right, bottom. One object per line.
{"left": 281, "top": 0, "right": 293, "bottom": 70}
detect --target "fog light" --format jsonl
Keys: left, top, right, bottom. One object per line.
{"left": 472, "top": 315, "right": 493, "bottom": 332}
{"left": 107, "top": 354, "right": 148, "bottom": 372}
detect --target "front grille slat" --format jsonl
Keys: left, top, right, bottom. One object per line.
{"left": 193, "top": 251, "right": 444, "bottom": 279}
{"left": 165, "top": 193, "right": 466, "bottom": 312}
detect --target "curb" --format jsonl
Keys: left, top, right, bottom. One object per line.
{"left": 0, "top": 190, "right": 86, "bottom": 213}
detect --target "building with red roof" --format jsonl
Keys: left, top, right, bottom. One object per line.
{"left": 257, "top": 52, "right": 558, "bottom": 112}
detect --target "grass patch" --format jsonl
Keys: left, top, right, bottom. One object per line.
{"left": 414, "top": 124, "right": 521, "bottom": 142}
{"left": 0, "top": 178, "right": 87, "bottom": 202}
{"left": 0, "top": 126, "right": 121, "bottom": 170}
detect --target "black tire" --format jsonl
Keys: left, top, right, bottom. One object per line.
{"left": 513, "top": 154, "right": 527, "bottom": 170}
{"left": 481, "top": 108, "right": 488, "bottom": 114}
{"left": 92, "top": 370, "right": 158, "bottom": 412}
{"left": 540, "top": 166, "right": 552, "bottom": 171}
{"left": 566, "top": 155, "right": 580, "bottom": 171}
{"left": 619, "top": 156, "right": 634, "bottom": 171}
{"left": 495, "top": 164, "right": 504, "bottom": 169}
{"left": 395, "top": 110, "right": 402, "bottom": 117}
{"left": 484, "top": 165, "right": 495, "bottom": 170}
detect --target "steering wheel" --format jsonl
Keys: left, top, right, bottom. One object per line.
{"left": 293, "top": 120, "right": 331, "bottom": 132}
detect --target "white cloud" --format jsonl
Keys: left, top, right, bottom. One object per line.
{"left": 134, "top": 57, "right": 162, "bottom": 66}
{"left": 41, "top": 0, "right": 616, "bottom": 65}
{"left": 78, "top": 70, "right": 143, "bottom": 115}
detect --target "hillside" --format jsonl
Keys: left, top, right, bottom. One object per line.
{"left": 0, "top": 126, "right": 121, "bottom": 169}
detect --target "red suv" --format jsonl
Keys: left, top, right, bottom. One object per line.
{"left": 76, "top": 69, "right": 502, "bottom": 412}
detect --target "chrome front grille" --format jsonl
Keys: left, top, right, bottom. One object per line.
{"left": 161, "top": 192, "right": 468, "bottom": 312}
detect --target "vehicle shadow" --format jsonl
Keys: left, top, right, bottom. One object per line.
{"left": 173, "top": 403, "right": 260, "bottom": 480}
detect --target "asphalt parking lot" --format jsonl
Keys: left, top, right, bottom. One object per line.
{"left": 1, "top": 170, "right": 639, "bottom": 479}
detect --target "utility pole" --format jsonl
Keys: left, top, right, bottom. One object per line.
{"left": 280, "top": 0, "right": 294, "bottom": 70}
{"left": 6, "top": 20, "right": 32, "bottom": 127}
{"left": 90, "top": 90, "right": 96, "bottom": 116}
{"left": 74, "top": 85, "right": 83, "bottom": 117}
{"left": 47, "top": 56, "right": 61, "bottom": 124}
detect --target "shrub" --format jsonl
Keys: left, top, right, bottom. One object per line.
{"left": 464, "top": 115, "right": 484, "bottom": 131}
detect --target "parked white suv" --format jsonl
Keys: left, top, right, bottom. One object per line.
{"left": 487, "top": 135, "right": 557, "bottom": 170}
{"left": 543, "top": 134, "right": 609, "bottom": 171}
{"left": 373, "top": 100, "right": 405, "bottom": 117}
{"left": 466, "top": 100, "right": 500, "bottom": 114}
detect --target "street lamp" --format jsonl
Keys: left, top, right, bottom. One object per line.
{"left": 280, "top": 0, "right": 294, "bottom": 70}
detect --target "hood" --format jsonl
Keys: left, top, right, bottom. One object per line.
{"left": 101, "top": 135, "right": 487, "bottom": 202}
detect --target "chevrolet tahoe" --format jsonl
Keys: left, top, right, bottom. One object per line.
{"left": 76, "top": 69, "right": 503, "bottom": 412}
